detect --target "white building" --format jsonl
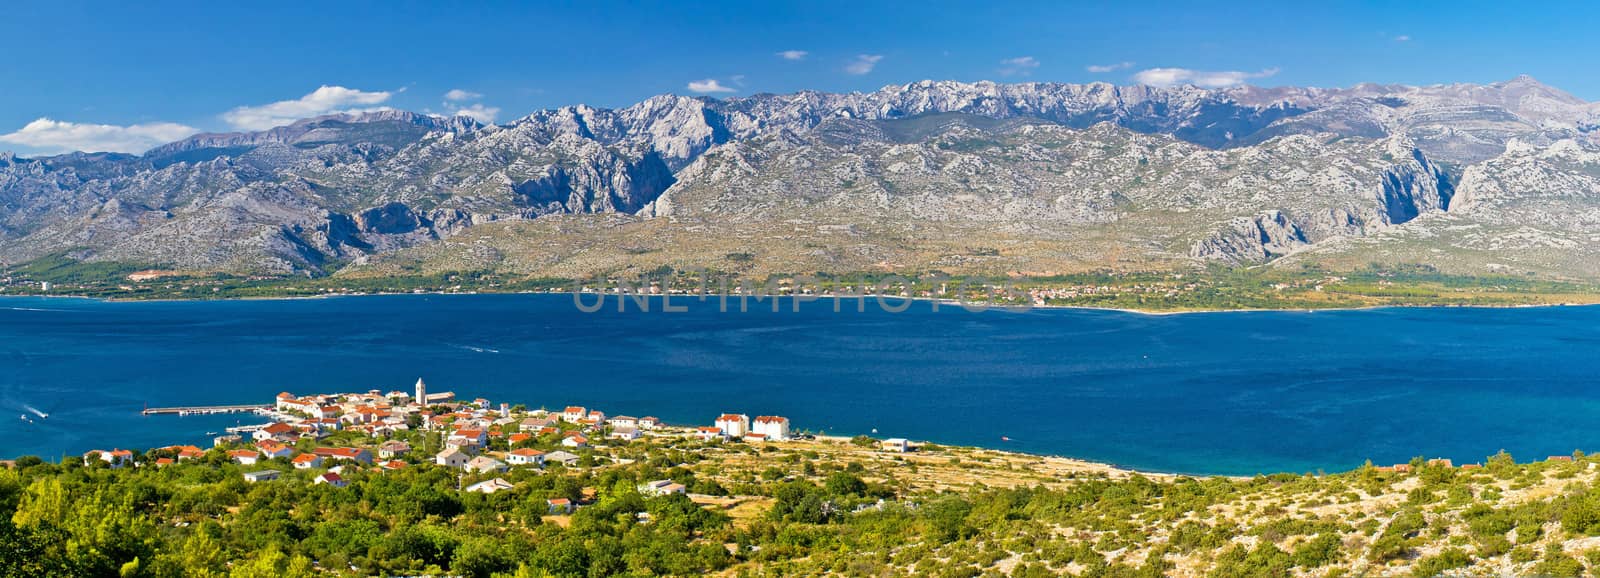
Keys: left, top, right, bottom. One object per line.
{"left": 465, "top": 456, "right": 506, "bottom": 474}
{"left": 752, "top": 416, "right": 791, "bottom": 441}
{"left": 414, "top": 378, "right": 428, "bottom": 406}
{"left": 882, "top": 438, "right": 912, "bottom": 453}
{"left": 561, "top": 406, "right": 587, "bottom": 423}
{"left": 637, "top": 479, "right": 687, "bottom": 496}
{"left": 507, "top": 448, "right": 546, "bottom": 466}
{"left": 608, "top": 427, "right": 640, "bottom": 441}
{"left": 435, "top": 447, "right": 470, "bottom": 469}
{"left": 715, "top": 413, "right": 750, "bottom": 437}
{"left": 466, "top": 478, "right": 516, "bottom": 494}
{"left": 242, "top": 470, "right": 279, "bottom": 483}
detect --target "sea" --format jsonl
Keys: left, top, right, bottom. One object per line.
{"left": 2, "top": 293, "right": 1598, "bottom": 476}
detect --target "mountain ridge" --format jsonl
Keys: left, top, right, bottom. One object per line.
{"left": 3, "top": 77, "right": 1598, "bottom": 280}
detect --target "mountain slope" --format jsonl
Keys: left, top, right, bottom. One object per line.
{"left": 2, "top": 77, "right": 1598, "bottom": 280}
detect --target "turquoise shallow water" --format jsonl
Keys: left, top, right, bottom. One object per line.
{"left": 2, "top": 293, "right": 1599, "bottom": 475}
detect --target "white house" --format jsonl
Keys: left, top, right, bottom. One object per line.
{"left": 561, "top": 434, "right": 589, "bottom": 448}
{"left": 84, "top": 449, "right": 135, "bottom": 468}
{"left": 544, "top": 450, "right": 581, "bottom": 467}
{"left": 561, "top": 406, "right": 587, "bottom": 423}
{"left": 882, "top": 438, "right": 912, "bottom": 453}
{"left": 378, "top": 440, "right": 411, "bottom": 459}
{"left": 314, "top": 472, "right": 347, "bottom": 488}
{"left": 608, "top": 427, "right": 640, "bottom": 441}
{"left": 506, "top": 448, "right": 546, "bottom": 466}
{"left": 465, "top": 456, "right": 506, "bottom": 474}
{"left": 255, "top": 441, "right": 294, "bottom": 459}
{"left": 435, "top": 447, "right": 470, "bottom": 469}
{"left": 466, "top": 478, "right": 516, "bottom": 494}
{"left": 715, "top": 414, "right": 750, "bottom": 437}
{"left": 253, "top": 422, "right": 296, "bottom": 442}
{"left": 638, "top": 416, "right": 661, "bottom": 430}
{"left": 229, "top": 450, "right": 261, "bottom": 465}
{"left": 695, "top": 426, "right": 724, "bottom": 442}
{"left": 242, "top": 470, "right": 279, "bottom": 483}
{"left": 637, "top": 479, "right": 687, "bottom": 496}
{"left": 752, "top": 416, "right": 791, "bottom": 440}
{"left": 292, "top": 454, "right": 323, "bottom": 469}
{"left": 609, "top": 416, "right": 639, "bottom": 429}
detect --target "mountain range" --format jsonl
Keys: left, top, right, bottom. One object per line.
{"left": 3, "top": 76, "right": 1599, "bottom": 281}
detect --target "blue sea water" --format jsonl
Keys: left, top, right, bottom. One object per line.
{"left": 2, "top": 293, "right": 1599, "bottom": 476}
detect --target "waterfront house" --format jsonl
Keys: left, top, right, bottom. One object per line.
{"left": 84, "top": 449, "right": 135, "bottom": 468}
{"left": 377, "top": 440, "right": 411, "bottom": 459}
{"left": 547, "top": 498, "right": 574, "bottom": 514}
{"left": 213, "top": 434, "right": 242, "bottom": 448}
{"left": 561, "top": 406, "right": 587, "bottom": 423}
{"left": 1427, "top": 459, "right": 1454, "bottom": 468}
{"left": 882, "top": 438, "right": 911, "bottom": 453}
{"left": 608, "top": 427, "right": 641, "bottom": 441}
{"left": 1550, "top": 455, "right": 1575, "bottom": 462}
{"left": 466, "top": 478, "right": 516, "bottom": 494}
{"left": 435, "top": 447, "right": 470, "bottom": 469}
{"left": 243, "top": 470, "right": 279, "bottom": 483}
{"left": 638, "top": 479, "right": 687, "bottom": 497}
{"left": 752, "top": 416, "right": 791, "bottom": 440}
{"left": 520, "top": 417, "right": 556, "bottom": 432}
{"left": 507, "top": 448, "right": 546, "bottom": 466}
{"left": 544, "top": 450, "right": 581, "bottom": 467}
{"left": 254, "top": 422, "right": 296, "bottom": 443}
{"left": 229, "top": 450, "right": 261, "bottom": 465}
{"left": 587, "top": 410, "right": 606, "bottom": 424}
{"left": 255, "top": 440, "right": 293, "bottom": 459}
{"left": 610, "top": 416, "right": 639, "bottom": 429}
{"left": 715, "top": 414, "right": 750, "bottom": 437}
{"left": 562, "top": 434, "right": 589, "bottom": 449}
{"left": 292, "top": 453, "right": 323, "bottom": 469}
{"left": 314, "top": 472, "right": 347, "bottom": 488}
{"left": 466, "top": 456, "right": 507, "bottom": 474}
{"left": 695, "top": 426, "right": 725, "bottom": 442}
{"left": 174, "top": 446, "right": 205, "bottom": 461}
{"left": 638, "top": 416, "right": 660, "bottom": 430}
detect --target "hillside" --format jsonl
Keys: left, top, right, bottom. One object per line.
{"left": 9, "top": 419, "right": 1600, "bottom": 577}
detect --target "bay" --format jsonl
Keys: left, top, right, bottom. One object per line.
{"left": 2, "top": 293, "right": 1598, "bottom": 476}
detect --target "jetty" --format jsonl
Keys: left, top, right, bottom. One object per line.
{"left": 141, "top": 404, "right": 272, "bottom": 416}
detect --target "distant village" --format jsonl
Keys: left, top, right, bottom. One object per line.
{"left": 81, "top": 378, "right": 920, "bottom": 512}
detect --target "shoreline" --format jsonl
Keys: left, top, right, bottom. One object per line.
{"left": 6, "top": 289, "right": 1599, "bottom": 317}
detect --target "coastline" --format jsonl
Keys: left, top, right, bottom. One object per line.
{"left": 7, "top": 289, "right": 1600, "bottom": 317}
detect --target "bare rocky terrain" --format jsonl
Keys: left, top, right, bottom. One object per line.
{"left": 3, "top": 76, "right": 1598, "bottom": 280}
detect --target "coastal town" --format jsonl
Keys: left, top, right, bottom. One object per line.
{"left": 83, "top": 378, "right": 867, "bottom": 506}
{"left": 29, "top": 377, "right": 1600, "bottom": 577}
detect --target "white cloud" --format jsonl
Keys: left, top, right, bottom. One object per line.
{"left": 449, "top": 104, "right": 500, "bottom": 124}
{"left": 686, "top": 79, "right": 737, "bottom": 94}
{"left": 998, "top": 56, "right": 1041, "bottom": 76}
{"left": 1394, "top": 35, "right": 1412, "bottom": 42}
{"left": 845, "top": 54, "right": 884, "bottom": 75}
{"left": 1131, "top": 67, "right": 1280, "bottom": 88}
{"left": 221, "top": 86, "right": 394, "bottom": 130}
{"left": 1086, "top": 61, "right": 1135, "bottom": 73}
{"left": 776, "top": 50, "right": 808, "bottom": 61}
{"left": 444, "top": 88, "right": 483, "bottom": 101}
{"left": 0, "top": 118, "right": 198, "bottom": 154}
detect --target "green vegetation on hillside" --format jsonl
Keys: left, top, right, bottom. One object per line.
{"left": 11, "top": 437, "right": 1600, "bottom": 577}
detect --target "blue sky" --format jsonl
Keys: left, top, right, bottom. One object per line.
{"left": 3, "top": 1, "right": 1597, "bottom": 155}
